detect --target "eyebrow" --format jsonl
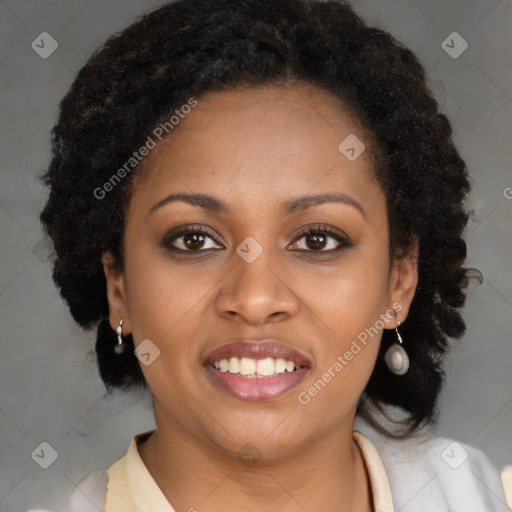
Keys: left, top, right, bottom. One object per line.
{"left": 148, "top": 191, "right": 366, "bottom": 219}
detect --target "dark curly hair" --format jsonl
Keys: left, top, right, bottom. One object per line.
{"left": 39, "top": 0, "right": 481, "bottom": 438}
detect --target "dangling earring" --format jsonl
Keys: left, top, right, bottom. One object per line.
{"left": 115, "top": 318, "right": 126, "bottom": 355}
{"left": 384, "top": 320, "right": 409, "bottom": 375}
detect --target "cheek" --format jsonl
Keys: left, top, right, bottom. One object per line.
{"left": 122, "top": 250, "right": 221, "bottom": 387}
{"left": 298, "top": 247, "right": 390, "bottom": 336}
{"left": 296, "top": 247, "right": 388, "bottom": 392}
{"left": 122, "top": 253, "right": 211, "bottom": 409}
{"left": 124, "top": 246, "right": 211, "bottom": 333}
{"left": 295, "top": 260, "right": 387, "bottom": 414}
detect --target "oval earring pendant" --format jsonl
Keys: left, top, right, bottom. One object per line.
{"left": 114, "top": 343, "right": 126, "bottom": 355}
{"left": 384, "top": 343, "right": 409, "bottom": 375}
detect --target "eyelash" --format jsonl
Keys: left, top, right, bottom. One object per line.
{"left": 294, "top": 225, "right": 353, "bottom": 253}
{"left": 161, "top": 224, "right": 353, "bottom": 255}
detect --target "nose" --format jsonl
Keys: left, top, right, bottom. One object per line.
{"left": 216, "top": 252, "right": 300, "bottom": 326}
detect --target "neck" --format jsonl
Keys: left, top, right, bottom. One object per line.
{"left": 137, "top": 405, "right": 373, "bottom": 512}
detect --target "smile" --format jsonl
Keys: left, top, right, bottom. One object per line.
{"left": 212, "top": 356, "right": 303, "bottom": 377}
{"left": 204, "top": 340, "right": 311, "bottom": 401}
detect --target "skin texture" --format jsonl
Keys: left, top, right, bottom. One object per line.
{"left": 102, "top": 83, "right": 418, "bottom": 511}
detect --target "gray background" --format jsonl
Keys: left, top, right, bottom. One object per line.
{"left": 1, "top": 1, "right": 511, "bottom": 511}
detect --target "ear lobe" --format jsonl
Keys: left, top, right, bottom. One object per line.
{"left": 101, "top": 251, "right": 131, "bottom": 333}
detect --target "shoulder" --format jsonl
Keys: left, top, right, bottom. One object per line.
{"left": 69, "top": 468, "right": 109, "bottom": 512}
{"left": 25, "top": 468, "right": 108, "bottom": 512}
{"left": 27, "top": 431, "right": 151, "bottom": 512}
{"left": 355, "top": 416, "right": 511, "bottom": 511}
{"left": 26, "top": 469, "right": 108, "bottom": 512}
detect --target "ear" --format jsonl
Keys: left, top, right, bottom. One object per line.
{"left": 101, "top": 251, "right": 132, "bottom": 334}
{"left": 386, "top": 237, "right": 419, "bottom": 327}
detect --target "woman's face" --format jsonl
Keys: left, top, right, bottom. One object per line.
{"left": 103, "top": 83, "right": 418, "bottom": 457}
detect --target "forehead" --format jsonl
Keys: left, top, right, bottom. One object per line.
{"left": 130, "top": 83, "right": 381, "bottom": 214}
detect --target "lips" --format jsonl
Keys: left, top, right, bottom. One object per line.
{"left": 204, "top": 340, "right": 311, "bottom": 401}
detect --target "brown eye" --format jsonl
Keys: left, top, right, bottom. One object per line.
{"left": 162, "top": 226, "right": 223, "bottom": 252}
{"left": 183, "top": 233, "right": 207, "bottom": 250}
{"left": 304, "top": 232, "right": 328, "bottom": 250}
{"left": 292, "top": 225, "right": 353, "bottom": 253}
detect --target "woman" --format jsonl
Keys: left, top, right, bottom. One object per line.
{"left": 31, "top": 0, "right": 511, "bottom": 510}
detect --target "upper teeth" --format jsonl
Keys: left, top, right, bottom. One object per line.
{"left": 213, "top": 357, "right": 301, "bottom": 376}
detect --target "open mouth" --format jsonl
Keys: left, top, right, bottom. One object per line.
{"left": 210, "top": 356, "right": 304, "bottom": 378}
{"left": 204, "top": 341, "right": 311, "bottom": 401}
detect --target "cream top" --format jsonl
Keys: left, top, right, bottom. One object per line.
{"left": 28, "top": 419, "right": 512, "bottom": 511}
{"left": 103, "top": 429, "right": 393, "bottom": 512}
